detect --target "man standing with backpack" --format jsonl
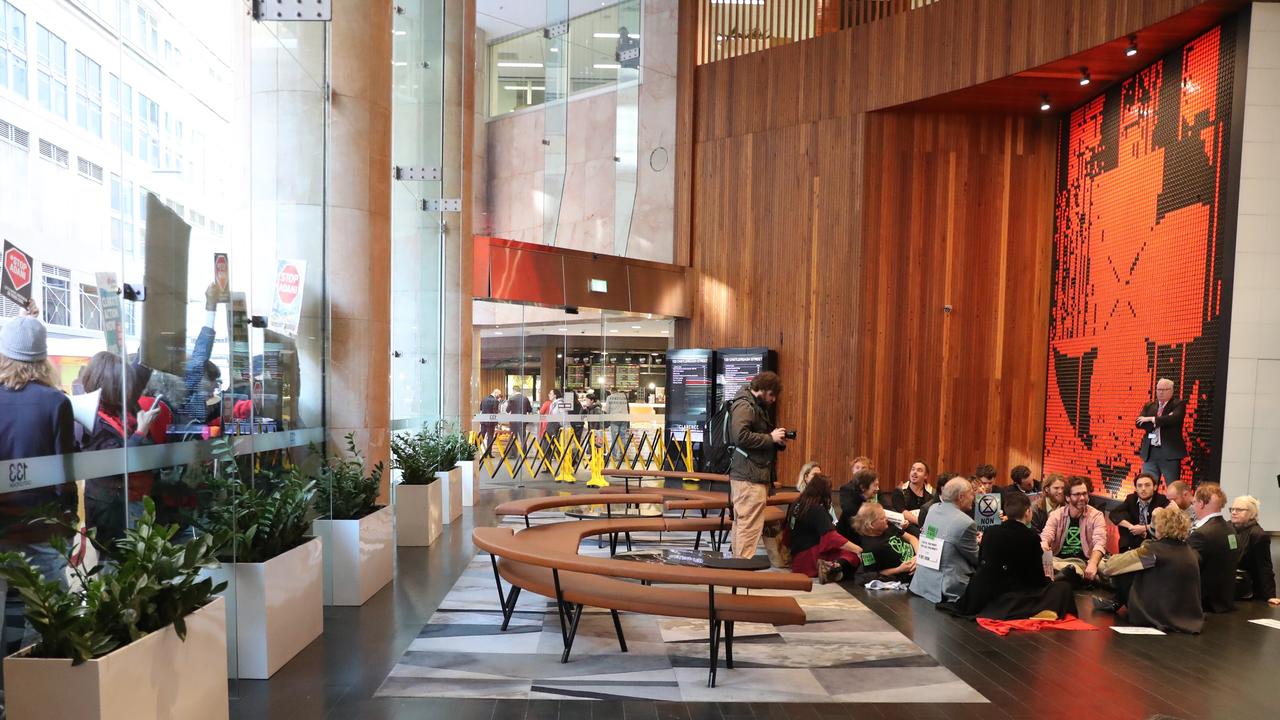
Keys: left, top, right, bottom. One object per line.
{"left": 728, "top": 371, "right": 788, "bottom": 558}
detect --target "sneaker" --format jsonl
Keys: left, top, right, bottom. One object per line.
{"left": 817, "top": 560, "right": 843, "bottom": 585}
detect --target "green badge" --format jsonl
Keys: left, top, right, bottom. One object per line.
{"left": 925, "top": 525, "right": 938, "bottom": 540}
{"left": 1228, "top": 534, "right": 1238, "bottom": 551}
{"left": 861, "top": 552, "right": 876, "bottom": 567}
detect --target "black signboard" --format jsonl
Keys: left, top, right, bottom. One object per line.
{"left": 715, "top": 347, "right": 776, "bottom": 408}
{"left": 664, "top": 348, "right": 714, "bottom": 471}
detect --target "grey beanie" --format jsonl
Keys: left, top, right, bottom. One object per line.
{"left": 0, "top": 316, "right": 48, "bottom": 362}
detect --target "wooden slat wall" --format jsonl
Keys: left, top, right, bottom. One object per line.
{"left": 679, "top": 1, "right": 1245, "bottom": 486}
{"left": 854, "top": 112, "right": 1056, "bottom": 485}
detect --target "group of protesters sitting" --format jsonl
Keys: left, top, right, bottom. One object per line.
{"left": 784, "top": 459, "right": 1277, "bottom": 634}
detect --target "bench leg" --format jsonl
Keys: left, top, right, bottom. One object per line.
{"left": 724, "top": 621, "right": 734, "bottom": 669}
{"left": 706, "top": 586, "right": 720, "bottom": 688}
{"left": 501, "top": 586, "right": 522, "bottom": 631}
{"left": 561, "top": 603, "right": 585, "bottom": 663}
{"left": 610, "top": 609, "right": 628, "bottom": 652}
{"left": 552, "top": 569, "right": 569, "bottom": 641}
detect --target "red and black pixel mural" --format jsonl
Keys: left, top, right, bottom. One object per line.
{"left": 1044, "top": 23, "right": 1239, "bottom": 495}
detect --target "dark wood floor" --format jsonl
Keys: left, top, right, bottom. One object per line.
{"left": 229, "top": 484, "right": 1280, "bottom": 720}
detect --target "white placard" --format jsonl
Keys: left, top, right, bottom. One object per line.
{"left": 1110, "top": 626, "right": 1166, "bottom": 635}
{"left": 1249, "top": 619, "right": 1280, "bottom": 630}
{"left": 916, "top": 535, "right": 943, "bottom": 570}
{"left": 884, "top": 509, "right": 906, "bottom": 527}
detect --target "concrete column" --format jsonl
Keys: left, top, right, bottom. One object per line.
{"left": 442, "top": 0, "right": 476, "bottom": 428}
{"left": 325, "top": 0, "right": 393, "bottom": 495}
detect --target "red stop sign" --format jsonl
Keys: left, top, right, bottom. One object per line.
{"left": 276, "top": 264, "right": 301, "bottom": 305}
{"left": 4, "top": 248, "right": 30, "bottom": 290}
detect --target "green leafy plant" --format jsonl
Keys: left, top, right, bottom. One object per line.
{"left": 193, "top": 438, "right": 317, "bottom": 563}
{"left": 0, "top": 497, "right": 226, "bottom": 665}
{"left": 450, "top": 428, "right": 479, "bottom": 464}
{"left": 314, "top": 432, "right": 384, "bottom": 520}
{"left": 391, "top": 423, "right": 446, "bottom": 484}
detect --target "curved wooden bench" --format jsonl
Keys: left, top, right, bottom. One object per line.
{"left": 494, "top": 493, "right": 669, "bottom": 527}
{"left": 474, "top": 515, "right": 809, "bottom": 687}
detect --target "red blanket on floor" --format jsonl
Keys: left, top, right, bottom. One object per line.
{"left": 976, "top": 615, "right": 1098, "bottom": 636}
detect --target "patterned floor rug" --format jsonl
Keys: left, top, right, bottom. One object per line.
{"left": 376, "top": 517, "right": 987, "bottom": 703}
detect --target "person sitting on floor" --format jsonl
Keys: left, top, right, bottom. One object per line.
{"left": 1188, "top": 483, "right": 1244, "bottom": 613}
{"left": 1110, "top": 471, "right": 1171, "bottom": 553}
{"left": 787, "top": 474, "right": 863, "bottom": 584}
{"left": 1230, "top": 495, "right": 1279, "bottom": 606}
{"left": 943, "top": 491, "right": 1076, "bottom": 620}
{"left": 1164, "top": 480, "right": 1196, "bottom": 524}
{"left": 1098, "top": 505, "right": 1204, "bottom": 633}
{"left": 1040, "top": 475, "right": 1108, "bottom": 585}
{"left": 1004, "top": 465, "right": 1040, "bottom": 497}
{"left": 837, "top": 468, "right": 879, "bottom": 544}
{"left": 910, "top": 477, "right": 980, "bottom": 604}
{"left": 889, "top": 460, "right": 933, "bottom": 532}
{"left": 1030, "top": 474, "right": 1066, "bottom": 533}
{"left": 796, "top": 461, "right": 823, "bottom": 493}
{"left": 972, "top": 463, "right": 998, "bottom": 496}
{"left": 851, "top": 503, "right": 917, "bottom": 582}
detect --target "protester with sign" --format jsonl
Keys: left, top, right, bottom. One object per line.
{"left": 1040, "top": 476, "right": 1108, "bottom": 585}
{"left": 943, "top": 492, "right": 1076, "bottom": 620}
{"left": 973, "top": 492, "right": 1003, "bottom": 531}
{"left": 909, "top": 477, "right": 980, "bottom": 604}
{"left": 852, "top": 503, "right": 918, "bottom": 581}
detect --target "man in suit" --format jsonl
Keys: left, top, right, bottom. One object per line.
{"left": 910, "top": 477, "right": 980, "bottom": 604}
{"left": 1188, "top": 483, "right": 1243, "bottom": 613}
{"left": 1136, "top": 377, "right": 1186, "bottom": 483}
{"left": 1110, "top": 471, "right": 1171, "bottom": 553}
{"left": 506, "top": 389, "right": 533, "bottom": 450}
{"left": 478, "top": 388, "right": 501, "bottom": 456}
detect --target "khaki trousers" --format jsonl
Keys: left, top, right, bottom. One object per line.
{"left": 730, "top": 479, "right": 769, "bottom": 559}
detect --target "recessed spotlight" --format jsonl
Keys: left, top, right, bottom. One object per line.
{"left": 1125, "top": 35, "right": 1138, "bottom": 57}
{"left": 608, "top": 329, "right": 619, "bottom": 333}
{"left": 559, "top": 327, "right": 569, "bottom": 331}
{"left": 494, "top": 331, "right": 504, "bottom": 335}
{"left": 631, "top": 325, "right": 642, "bottom": 329}
{"left": 1079, "top": 68, "right": 1091, "bottom": 86}
{"left": 1040, "top": 94, "right": 1051, "bottom": 111}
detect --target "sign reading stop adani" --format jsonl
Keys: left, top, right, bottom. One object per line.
{"left": 2, "top": 239, "right": 34, "bottom": 307}
{"left": 268, "top": 259, "right": 307, "bottom": 337}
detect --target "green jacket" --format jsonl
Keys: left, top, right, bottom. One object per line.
{"left": 728, "top": 386, "right": 777, "bottom": 485}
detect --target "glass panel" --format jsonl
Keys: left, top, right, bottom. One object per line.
{"left": 613, "top": 0, "right": 642, "bottom": 256}
{"left": 542, "top": 1, "right": 569, "bottom": 246}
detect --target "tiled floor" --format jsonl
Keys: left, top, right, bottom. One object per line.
{"left": 228, "top": 482, "right": 1280, "bottom": 720}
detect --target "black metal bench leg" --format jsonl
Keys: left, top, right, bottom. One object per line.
{"left": 610, "top": 609, "right": 628, "bottom": 652}
{"left": 552, "top": 569, "right": 569, "bottom": 642}
{"left": 489, "top": 554, "right": 510, "bottom": 612}
{"left": 707, "top": 586, "right": 720, "bottom": 688}
{"left": 501, "top": 586, "right": 521, "bottom": 631}
{"left": 625, "top": 531, "right": 633, "bottom": 552}
{"left": 561, "top": 603, "right": 585, "bottom": 663}
{"left": 725, "top": 621, "right": 734, "bottom": 669}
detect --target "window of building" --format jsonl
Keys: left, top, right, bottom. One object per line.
{"left": 0, "top": 1, "right": 29, "bottom": 98}
{"left": 41, "top": 264, "right": 71, "bottom": 327}
{"left": 79, "top": 284, "right": 102, "bottom": 331}
{"left": 35, "top": 24, "right": 67, "bottom": 118}
{"left": 75, "top": 51, "right": 102, "bottom": 137}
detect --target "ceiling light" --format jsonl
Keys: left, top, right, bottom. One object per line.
{"left": 497, "top": 62, "right": 543, "bottom": 68}
{"left": 1039, "top": 94, "right": 1051, "bottom": 111}
{"left": 609, "top": 329, "right": 619, "bottom": 333}
{"left": 631, "top": 325, "right": 641, "bottom": 329}
{"left": 661, "top": 330, "right": 670, "bottom": 335}
{"left": 559, "top": 327, "right": 569, "bottom": 331}
{"left": 593, "top": 32, "right": 641, "bottom": 39}
{"left": 549, "top": 47, "right": 559, "bottom": 53}
{"left": 593, "top": 63, "right": 620, "bottom": 70}
{"left": 494, "top": 331, "right": 504, "bottom": 335}
{"left": 503, "top": 85, "right": 546, "bottom": 91}
{"left": 1125, "top": 35, "right": 1138, "bottom": 57}
{"left": 1079, "top": 68, "right": 1091, "bottom": 86}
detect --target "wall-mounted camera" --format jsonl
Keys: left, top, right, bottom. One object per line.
{"left": 122, "top": 283, "right": 145, "bottom": 302}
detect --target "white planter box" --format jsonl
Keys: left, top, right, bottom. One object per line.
{"left": 459, "top": 460, "right": 478, "bottom": 506}
{"left": 3, "top": 597, "right": 229, "bottom": 720}
{"left": 208, "top": 537, "right": 324, "bottom": 680}
{"left": 395, "top": 480, "right": 442, "bottom": 546}
{"left": 439, "top": 467, "right": 463, "bottom": 523}
{"left": 313, "top": 505, "right": 394, "bottom": 606}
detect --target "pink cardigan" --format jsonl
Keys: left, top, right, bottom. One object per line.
{"left": 1040, "top": 505, "right": 1108, "bottom": 559}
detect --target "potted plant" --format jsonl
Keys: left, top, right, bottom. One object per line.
{"left": 431, "top": 422, "right": 466, "bottom": 525}
{"left": 390, "top": 424, "right": 445, "bottom": 545}
{"left": 311, "top": 432, "right": 393, "bottom": 606}
{"left": 194, "top": 439, "right": 322, "bottom": 680}
{"left": 0, "top": 499, "right": 229, "bottom": 720}
{"left": 454, "top": 428, "right": 480, "bottom": 507}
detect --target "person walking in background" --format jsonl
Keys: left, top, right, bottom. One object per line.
{"left": 728, "top": 371, "right": 787, "bottom": 559}
{"left": 604, "top": 386, "right": 630, "bottom": 463}
{"left": 1136, "top": 377, "right": 1186, "bottom": 483}
{"left": 479, "top": 388, "right": 501, "bottom": 455}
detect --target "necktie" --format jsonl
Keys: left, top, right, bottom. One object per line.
{"left": 1153, "top": 402, "right": 1165, "bottom": 447}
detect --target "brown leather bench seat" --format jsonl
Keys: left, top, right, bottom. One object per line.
{"left": 473, "top": 515, "right": 809, "bottom": 686}
{"left": 493, "top": 493, "right": 668, "bottom": 518}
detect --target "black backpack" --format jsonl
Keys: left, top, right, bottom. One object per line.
{"left": 701, "top": 397, "right": 745, "bottom": 473}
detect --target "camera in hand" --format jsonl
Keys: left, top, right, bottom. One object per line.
{"left": 784, "top": 430, "right": 797, "bottom": 440}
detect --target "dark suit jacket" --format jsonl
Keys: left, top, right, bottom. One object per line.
{"left": 1235, "top": 520, "right": 1277, "bottom": 601}
{"left": 479, "top": 395, "right": 499, "bottom": 414}
{"left": 1109, "top": 492, "right": 1171, "bottom": 552}
{"left": 953, "top": 519, "right": 1049, "bottom": 616}
{"left": 1136, "top": 398, "right": 1187, "bottom": 460}
{"left": 1188, "top": 515, "right": 1244, "bottom": 613}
